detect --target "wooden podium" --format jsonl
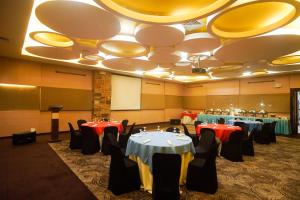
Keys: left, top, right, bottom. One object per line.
{"left": 48, "top": 105, "right": 63, "bottom": 143}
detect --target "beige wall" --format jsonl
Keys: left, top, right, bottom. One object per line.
{"left": 183, "top": 74, "right": 300, "bottom": 117}
{"left": 111, "top": 79, "right": 184, "bottom": 124}
{"left": 0, "top": 57, "right": 92, "bottom": 137}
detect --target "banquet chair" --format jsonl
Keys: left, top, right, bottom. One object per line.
{"left": 121, "top": 119, "right": 129, "bottom": 134}
{"left": 108, "top": 143, "right": 141, "bottom": 195}
{"left": 270, "top": 121, "right": 277, "bottom": 143}
{"left": 118, "top": 122, "right": 136, "bottom": 149}
{"left": 170, "top": 119, "right": 181, "bottom": 125}
{"left": 255, "top": 119, "right": 264, "bottom": 122}
{"left": 254, "top": 123, "right": 272, "bottom": 144}
{"left": 81, "top": 126, "right": 100, "bottom": 155}
{"left": 233, "top": 122, "right": 249, "bottom": 138}
{"left": 194, "top": 120, "right": 203, "bottom": 130}
{"left": 68, "top": 122, "right": 82, "bottom": 149}
{"left": 152, "top": 153, "right": 181, "bottom": 200}
{"left": 77, "top": 119, "right": 87, "bottom": 132}
{"left": 102, "top": 126, "right": 118, "bottom": 155}
{"left": 186, "top": 143, "right": 218, "bottom": 194}
{"left": 242, "top": 129, "right": 255, "bottom": 156}
{"left": 217, "top": 118, "right": 225, "bottom": 124}
{"left": 194, "top": 128, "right": 216, "bottom": 159}
{"left": 220, "top": 130, "right": 244, "bottom": 162}
{"left": 182, "top": 124, "right": 199, "bottom": 147}
{"left": 165, "top": 127, "right": 180, "bottom": 133}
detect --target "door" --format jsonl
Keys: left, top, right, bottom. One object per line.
{"left": 290, "top": 88, "right": 300, "bottom": 135}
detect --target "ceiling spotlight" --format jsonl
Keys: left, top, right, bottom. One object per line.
{"left": 242, "top": 71, "right": 252, "bottom": 77}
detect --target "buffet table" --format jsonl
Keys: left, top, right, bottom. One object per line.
{"left": 197, "top": 114, "right": 290, "bottom": 135}
{"left": 126, "top": 132, "right": 195, "bottom": 191}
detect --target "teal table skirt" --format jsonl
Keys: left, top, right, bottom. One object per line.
{"left": 197, "top": 114, "right": 290, "bottom": 135}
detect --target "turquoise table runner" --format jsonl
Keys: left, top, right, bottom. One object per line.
{"left": 197, "top": 114, "right": 290, "bottom": 135}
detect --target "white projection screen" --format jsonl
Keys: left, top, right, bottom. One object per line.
{"left": 111, "top": 75, "right": 141, "bottom": 110}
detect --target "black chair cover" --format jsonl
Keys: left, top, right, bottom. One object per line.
{"left": 254, "top": 123, "right": 272, "bottom": 144}
{"left": 77, "top": 119, "right": 87, "bottom": 132}
{"left": 217, "top": 118, "right": 225, "bottom": 124}
{"left": 108, "top": 143, "right": 140, "bottom": 195}
{"left": 255, "top": 119, "right": 264, "bottom": 122}
{"left": 233, "top": 122, "right": 249, "bottom": 139}
{"left": 165, "top": 127, "right": 180, "bottom": 133}
{"left": 101, "top": 126, "right": 118, "bottom": 155}
{"left": 119, "top": 122, "right": 136, "bottom": 149}
{"left": 68, "top": 122, "right": 82, "bottom": 149}
{"left": 152, "top": 153, "right": 181, "bottom": 200}
{"left": 194, "top": 120, "right": 203, "bottom": 130}
{"left": 182, "top": 124, "right": 199, "bottom": 147}
{"left": 81, "top": 126, "right": 100, "bottom": 155}
{"left": 195, "top": 128, "right": 216, "bottom": 159}
{"left": 242, "top": 129, "right": 255, "bottom": 156}
{"left": 221, "top": 130, "right": 244, "bottom": 162}
{"left": 121, "top": 119, "right": 129, "bottom": 134}
{"left": 270, "top": 121, "right": 277, "bottom": 143}
{"left": 186, "top": 144, "right": 218, "bottom": 194}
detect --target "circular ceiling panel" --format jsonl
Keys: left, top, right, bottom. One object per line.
{"left": 83, "top": 54, "right": 105, "bottom": 61}
{"left": 95, "top": 0, "right": 235, "bottom": 24}
{"left": 98, "top": 35, "right": 148, "bottom": 57}
{"left": 176, "top": 32, "right": 221, "bottom": 53}
{"left": 267, "top": 65, "right": 300, "bottom": 72}
{"left": 207, "top": 0, "right": 300, "bottom": 38}
{"left": 78, "top": 59, "right": 98, "bottom": 65}
{"left": 215, "top": 34, "right": 300, "bottom": 63}
{"left": 272, "top": 55, "right": 300, "bottom": 65}
{"left": 199, "top": 57, "right": 224, "bottom": 67}
{"left": 148, "top": 51, "right": 181, "bottom": 64}
{"left": 30, "top": 31, "right": 74, "bottom": 47}
{"left": 135, "top": 24, "right": 185, "bottom": 46}
{"left": 102, "top": 58, "right": 155, "bottom": 71}
{"left": 36, "top": 1, "right": 120, "bottom": 39}
{"left": 25, "top": 46, "right": 80, "bottom": 60}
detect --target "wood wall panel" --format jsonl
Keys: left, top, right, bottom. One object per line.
{"left": 204, "top": 80, "right": 239, "bottom": 95}
{"left": 206, "top": 95, "right": 239, "bottom": 109}
{"left": 41, "top": 64, "right": 92, "bottom": 90}
{"left": 0, "top": 110, "right": 40, "bottom": 137}
{"left": 183, "top": 84, "right": 206, "bottom": 96}
{"left": 165, "top": 95, "right": 183, "bottom": 108}
{"left": 142, "top": 79, "right": 164, "bottom": 94}
{"left": 0, "top": 57, "right": 41, "bottom": 85}
{"left": 165, "top": 82, "right": 183, "bottom": 95}
{"left": 0, "top": 86, "right": 40, "bottom": 110}
{"left": 239, "top": 76, "right": 290, "bottom": 94}
{"left": 290, "top": 74, "right": 300, "bottom": 88}
{"left": 141, "top": 94, "right": 165, "bottom": 109}
{"left": 164, "top": 108, "right": 183, "bottom": 121}
{"left": 183, "top": 96, "right": 207, "bottom": 109}
{"left": 40, "top": 87, "right": 92, "bottom": 111}
{"left": 239, "top": 94, "right": 290, "bottom": 112}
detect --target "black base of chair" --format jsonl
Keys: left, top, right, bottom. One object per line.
{"left": 70, "top": 133, "right": 83, "bottom": 149}
{"left": 242, "top": 139, "right": 254, "bottom": 156}
{"left": 12, "top": 131, "right": 36, "bottom": 145}
{"left": 186, "top": 158, "right": 218, "bottom": 194}
{"left": 221, "top": 142, "right": 243, "bottom": 162}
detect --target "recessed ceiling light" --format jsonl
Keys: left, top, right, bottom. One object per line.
{"left": 242, "top": 71, "right": 252, "bottom": 76}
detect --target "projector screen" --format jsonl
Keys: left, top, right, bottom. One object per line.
{"left": 111, "top": 75, "right": 141, "bottom": 110}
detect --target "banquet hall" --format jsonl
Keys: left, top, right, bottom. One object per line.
{"left": 0, "top": 0, "right": 300, "bottom": 199}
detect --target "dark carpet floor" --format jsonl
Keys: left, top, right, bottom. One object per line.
{"left": 0, "top": 134, "right": 97, "bottom": 200}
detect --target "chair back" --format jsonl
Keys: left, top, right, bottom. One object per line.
{"left": 166, "top": 127, "right": 180, "bottom": 133}
{"left": 152, "top": 153, "right": 181, "bottom": 200}
{"left": 255, "top": 119, "right": 263, "bottom": 122}
{"left": 194, "top": 121, "right": 202, "bottom": 129}
{"left": 170, "top": 119, "right": 181, "bottom": 125}
{"left": 228, "top": 130, "right": 244, "bottom": 143}
{"left": 182, "top": 124, "right": 190, "bottom": 136}
{"left": 198, "top": 128, "right": 216, "bottom": 151}
{"left": 102, "top": 126, "right": 119, "bottom": 155}
{"left": 270, "top": 121, "right": 277, "bottom": 142}
{"left": 81, "top": 126, "right": 100, "bottom": 154}
{"left": 127, "top": 122, "right": 136, "bottom": 135}
{"left": 109, "top": 143, "right": 125, "bottom": 168}
{"left": 121, "top": 119, "right": 129, "bottom": 133}
{"left": 218, "top": 118, "right": 225, "bottom": 124}
{"left": 77, "top": 119, "right": 87, "bottom": 131}
{"left": 68, "top": 122, "right": 75, "bottom": 136}
{"left": 234, "top": 121, "right": 249, "bottom": 138}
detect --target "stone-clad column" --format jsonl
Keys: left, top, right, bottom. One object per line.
{"left": 93, "top": 71, "right": 111, "bottom": 120}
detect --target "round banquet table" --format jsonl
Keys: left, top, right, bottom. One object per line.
{"left": 125, "top": 132, "right": 195, "bottom": 191}
{"left": 81, "top": 121, "right": 123, "bottom": 135}
{"left": 227, "top": 119, "right": 263, "bottom": 133}
{"left": 196, "top": 124, "right": 242, "bottom": 142}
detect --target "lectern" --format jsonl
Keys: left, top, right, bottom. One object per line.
{"left": 48, "top": 105, "right": 63, "bottom": 143}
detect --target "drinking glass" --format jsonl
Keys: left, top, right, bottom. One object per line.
{"left": 157, "top": 126, "right": 160, "bottom": 131}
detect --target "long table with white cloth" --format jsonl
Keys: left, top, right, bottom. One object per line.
{"left": 197, "top": 114, "right": 290, "bottom": 135}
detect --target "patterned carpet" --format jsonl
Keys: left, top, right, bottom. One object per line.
{"left": 49, "top": 136, "right": 300, "bottom": 200}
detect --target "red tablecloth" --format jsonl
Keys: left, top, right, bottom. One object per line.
{"left": 81, "top": 121, "right": 123, "bottom": 135}
{"left": 181, "top": 113, "right": 198, "bottom": 120}
{"left": 196, "top": 124, "right": 241, "bottom": 142}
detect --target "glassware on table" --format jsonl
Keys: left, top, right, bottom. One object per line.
{"left": 143, "top": 127, "right": 147, "bottom": 132}
{"left": 139, "top": 128, "right": 143, "bottom": 133}
{"left": 173, "top": 127, "right": 177, "bottom": 133}
{"left": 156, "top": 126, "right": 160, "bottom": 131}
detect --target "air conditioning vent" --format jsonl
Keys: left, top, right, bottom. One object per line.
{"left": 192, "top": 68, "right": 207, "bottom": 73}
